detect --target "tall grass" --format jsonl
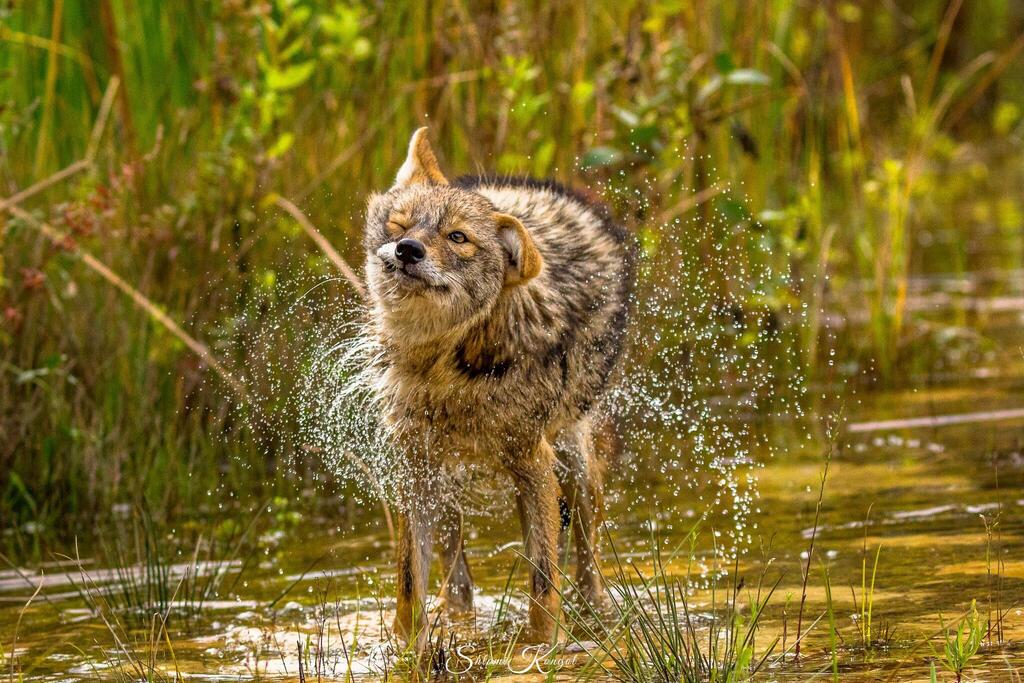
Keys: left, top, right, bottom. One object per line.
{"left": 1, "top": 0, "right": 1023, "bottom": 528}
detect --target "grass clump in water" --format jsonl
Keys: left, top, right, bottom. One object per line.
{"left": 933, "top": 600, "right": 985, "bottom": 683}
{"left": 555, "top": 525, "right": 780, "bottom": 683}
{"left": 67, "top": 505, "right": 261, "bottom": 628}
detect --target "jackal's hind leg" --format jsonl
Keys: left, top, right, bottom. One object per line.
{"left": 437, "top": 503, "right": 474, "bottom": 613}
{"left": 510, "top": 438, "right": 562, "bottom": 642}
{"left": 558, "top": 420, "right": 606, "bottom": 604}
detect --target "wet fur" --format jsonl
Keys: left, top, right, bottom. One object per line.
{"left": 362, "top": 130, "right": 635, "bottom": 647}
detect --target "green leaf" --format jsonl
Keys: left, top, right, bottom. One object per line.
{"left": 6, "top": 472, "right": 37, "bottom": 514}
{"left": 714, "top": 51, "right": 735, "bottom": 73}
{"left": 352, "top": 37, "right": 372, "bottom": 60}
{"left": 629, "top": 124, "right": 661, "bottom": 147}
{"left": 280, "top": 37, "right": 306, "bottom": 62}
{"left": 718, "top": 195, "right": 751, "bottom": 223}
{"left": 260, "top": 269, "right": 277, "bottom": 290}
{"left": 266, "top": 60, "right": 316, "bottom": 91}
{"left": 267, "top": 132, "right": 294, "bottom": 159}
{"left": 639, "top": 226, "right": 660, "bottom": 257}
{"left": 994, "top": 101, "right": 1021, "bottom": 135}
{"left": 532, "top": 140, "right": 556, "bottom": 175}
{"left": 580, "top": 146, "right": 623, "bottom": 169}
{"left": 571, "top": 80, "right": 594, "bottom": 108}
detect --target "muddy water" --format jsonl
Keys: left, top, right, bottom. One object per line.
{"left": 2, "top": 269, "right": 1023, "bottom": 682}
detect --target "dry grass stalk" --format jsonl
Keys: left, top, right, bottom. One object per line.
{"left": 7, "top": 204, "right": 252, "bottom": 403}
{"left": 0, "top": 76, "right": 119, "bottom": 214}
{"left": 274, "top": 195, "right": 366, "bottom": 298}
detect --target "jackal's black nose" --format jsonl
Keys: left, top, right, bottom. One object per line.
{"left": 395, "top": 238, "right": 426, "bottom": 264}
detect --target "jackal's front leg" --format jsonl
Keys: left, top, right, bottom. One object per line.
{"left": 393, "top": 509, "right": 433, "bottom": 651}
{"left": 510, "top": 438, "right": 562, "bottom": 642}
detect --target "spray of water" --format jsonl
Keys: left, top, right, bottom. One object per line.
{"left": 593, "top": 161, "right": 808, "bottom": 572}
{"left": 241, "top": 160, "right": 808, "bottom": 574}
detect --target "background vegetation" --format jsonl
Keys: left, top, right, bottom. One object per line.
{"left": 2, "top": 0, "right": 1022, "bottom": 533}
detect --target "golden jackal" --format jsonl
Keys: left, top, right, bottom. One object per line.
{"left": 363, "top": 128, "right": 634, "bottom": 647}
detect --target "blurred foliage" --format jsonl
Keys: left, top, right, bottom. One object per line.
{"left": 1, "top": 0, "right": 1023, "bottom": 530}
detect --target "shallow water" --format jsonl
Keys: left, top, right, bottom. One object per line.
{"left": 3, "top": 263, "right": 1023, "bottom": 682}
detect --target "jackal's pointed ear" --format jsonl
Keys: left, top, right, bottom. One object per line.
{"left": 496, "top": 213, "right": 542, "bottom": 286}
{"left": 394, "top": 127, "right": 448, "bottom": 188}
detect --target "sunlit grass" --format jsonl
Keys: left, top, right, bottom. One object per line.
{"left": 1, "top": 0, "right": 1022, "bottom": 530}
{"left": 62, "top": 504, "right": 262, "bottom": 631}
{"left": 527, "top": 523, "right": 780, "bottom": 683}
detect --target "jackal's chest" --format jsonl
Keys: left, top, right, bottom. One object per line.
{"left": 381, "top": 372, "right": 497, "bottom": 446}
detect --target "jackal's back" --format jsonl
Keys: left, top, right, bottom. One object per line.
{"left": 453, "top": 176, "right": 634, "bottom": 433}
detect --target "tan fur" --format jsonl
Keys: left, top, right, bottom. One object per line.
{"left": 363, "top": 129, "right": 634, "bottom": 647}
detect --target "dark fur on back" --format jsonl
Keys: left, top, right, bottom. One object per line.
{"left": 453, "top": 175, "right": 631, "bottom": 243}
{"left": 450, "top": 174, "right": 635, "bottom": 421}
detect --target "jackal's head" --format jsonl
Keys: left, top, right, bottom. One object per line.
{"left": 364, "top": 128, "right": 542, "bottom": 342}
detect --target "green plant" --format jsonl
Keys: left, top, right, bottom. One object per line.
{"left": 934, "top": 600, "right": 985, "bottom": 682}
{"left": 66, "top": 505, "right": 261, "bottom": 627}
{"left": 551, "top": 524, "right": 780, "bottom": 683}
{"left": 854, "top": 539, "right": 883, "bottom": 650}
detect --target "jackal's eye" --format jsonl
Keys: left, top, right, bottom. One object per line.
{"left": 448, "top": 231, "right": 468, "bottom": 244}
{"left": 387, "top": 212, "right": 411, "bottom": 233}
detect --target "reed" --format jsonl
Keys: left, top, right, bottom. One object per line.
{"left": 822, "top": 560, "right": 839, "bottom": 681}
